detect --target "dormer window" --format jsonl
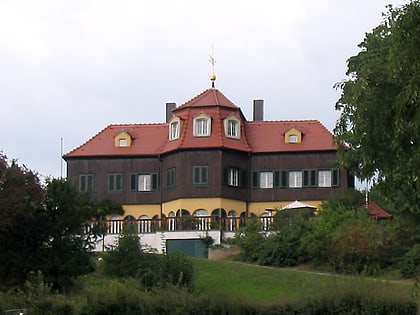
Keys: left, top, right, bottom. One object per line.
{"left": 285, "top": 127, "right": 302, "bottom": 144}
{"left": 288, "top": 134, "right": 298, "bottom": 143}
{"left": 169, "top": 116, "right": 181, "bottom": 141}
{"left": 193, "top": 113, "right": 211, "bottom": 137}
{"left": 114, "top": 130, "right": 132, "bottom": 147}
{"left": 224, "top": 115, "right": 241, "bottom": 139}
{"left": 119, "top": 139, "right": 128, "bottom": 147}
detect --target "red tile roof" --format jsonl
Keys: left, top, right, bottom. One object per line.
{"left": 367, "top": 200, "right": 393, "bottom": 219}
{"left": 64, "top": 89, "right": 337, "bottom": 158}
{"left": 246, "top": 120, "right": 335, "bottom": 153}
{"left": 174, "top": 89, "right": 239, "bottom": 111}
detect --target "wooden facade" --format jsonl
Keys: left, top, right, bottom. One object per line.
{"left": 64, "top": 88, "right": 354, "bottom": 224}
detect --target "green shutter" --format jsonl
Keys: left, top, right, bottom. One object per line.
{"left": 152, "top": 173, "right": 159, "bottom": 190}
{"left": 303, "top": 170, "right": 309, "bottom": 187}
{"left": 240, "top": 169, "right": 247, "bottom": 187}
{"left": 223, "top": 168, "right": 228, "bottom": 185}
{"left": 332, "top": 169, "right": 339, "bottom": 186}
{"left": 280, "top": 171, "right": 288, "bottom": 188}
{"left": 130, "top": 174, "right": 137, "bottom": 191}
{"left": 274, "top": 171, "right": 280, "bottom": 187}
{"left": 310, "top": 170, "right": 317, "bottom": 186}
{"left": 252, "top": 171, "right": 259, "bottom": 188}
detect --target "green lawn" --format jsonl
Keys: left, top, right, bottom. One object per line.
{"left": 193, "top": 258, "right": 418, "bottom": 305}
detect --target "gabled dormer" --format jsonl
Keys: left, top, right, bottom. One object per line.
{"left": 223, "top": 114, "right": 241, "bottom": 139}
{"left": 285, "top": 127, "right": 302, "bottom": 144}
{"left": 168, "top": 116, "right": 182, "bottom": 141}
{"left": 193, "top": 112, "right": 211, "bottom": 137}
{"left": 114, "top": 130, "right": 133, "bottom": 147}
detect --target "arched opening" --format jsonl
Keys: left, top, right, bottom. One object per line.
{"left": 227, "top": 210, "right": 238, "bottom": 231}
{"left": 138, "top": 215, "right": 151, "bottom": 233}
{"left": 260, "top": 212, "right": 272, "bottom": 231}
{"left": 211, "top": 208, "right": 226, "bottom": 230}
{"left": 194, "top": 209, "right": 210, "bottom": 231}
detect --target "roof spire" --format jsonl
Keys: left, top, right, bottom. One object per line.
{"left": 209, "top": 45, "right": 216, "bottom": 88}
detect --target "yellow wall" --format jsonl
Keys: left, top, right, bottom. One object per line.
{"left": 162, "top": 198, "right": 247, "bottom": 216}
{"left": 118, "top": 199, "right": 323, "bottom": 219}
{"left": 121, "top": 204, "right": 161, "bottom": 219}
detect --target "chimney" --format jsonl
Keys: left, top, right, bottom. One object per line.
{"left": 253, "top": 99, "right": 264, "bottom": 121}
{"left": 165, "top": 102, "right": 176, "bottom": 122}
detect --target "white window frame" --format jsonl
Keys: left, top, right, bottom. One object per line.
{"left": 138, "top": 174, "right": 152, "bottom": 191}
{"left": 288, "top": 171, "right": 303, "bottom": 188}
{"left": 318, "top": 170, "right": 332, "bottom": 187}
{"left": 224, "top": 116, "right": 240, "bottom": 139}
{"left": 227, "top": 168, "right": 239, "bottom": 187}
{"left": 259, "top": 171, "right": 273, "bottom": 189}
{"left": 193, "top": 115, "right": 211, "bottom": 137}
{"left": 288, "top": 134, "right": 298, "bottom": 143}
{"left": 169, "top": 121, "right": 180, "bottom": 140}
{"left": 118, "top": 138, "right": 128, "bottom": 147}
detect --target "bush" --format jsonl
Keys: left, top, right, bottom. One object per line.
{"left": 399, "top": 244, "right": 420, "bottom": 278}
{"left": 137, "top": 252, "right": 195, "bottom": 289}
{"left": 102, "top": 226, "right": 143, "bottom": 278}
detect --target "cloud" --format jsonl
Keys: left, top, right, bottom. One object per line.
{"left": 0, "top": 0, "right": 406, "bottom": 178}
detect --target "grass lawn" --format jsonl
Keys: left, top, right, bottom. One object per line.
{"left": 193, "top": 258, "right": 419, "bottom": 305}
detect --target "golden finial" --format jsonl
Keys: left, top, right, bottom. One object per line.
{"left": 209, "top": 45, "right": 216, "bottom": 88}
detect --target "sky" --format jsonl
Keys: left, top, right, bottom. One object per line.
{"left": 0, "top": 0, "right": 408, "bottom": 181}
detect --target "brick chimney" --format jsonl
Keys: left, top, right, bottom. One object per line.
{"left": 253, "top": 99, "right": 264, "bottom": 121}
{"left": 166, "top": 102, "right": 176, "bottom": 122}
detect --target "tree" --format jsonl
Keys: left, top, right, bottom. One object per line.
{"left": 334, "top": 1, "right": 420, "bottom": 215}
{"left": 0, "top": 154, "right": 107, "bottom": 289}
{"left": 41, "top": 178, "right": 98, "bottom": 289}
{"left": 0, "top": 154, "right": 45, "bottom": 287}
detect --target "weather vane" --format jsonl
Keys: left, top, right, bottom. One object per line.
{"left": 209, "top": 45, "right": 216, "bottom": 88}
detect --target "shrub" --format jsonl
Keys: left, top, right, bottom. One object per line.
{"left": 137, "top": 252, "right": 195, "bottom": 289}
{"left": 399, "top": 244, "right": 420, "bottom": 278}
{"left": 102, "top": 226, "right": 143, "bottom": 278}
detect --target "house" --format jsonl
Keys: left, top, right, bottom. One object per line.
{"left": 64, "top": 88, "right": 354, "bottom": 254}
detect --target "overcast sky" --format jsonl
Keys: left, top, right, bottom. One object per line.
{"left": 0, "top": 0, "right": 407, "bottom": 180}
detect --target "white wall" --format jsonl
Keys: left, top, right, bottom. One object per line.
{"left": 94, "top": 230, "right": 222, "bottom": 254}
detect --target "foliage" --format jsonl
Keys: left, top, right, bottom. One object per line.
{"left": 102, "top": 226, "right": 143, "bottom": 278}
{"left": 258, "top": 218, "right": 311, "bottom": 267}
{"left": 334, "top": 1, "right": 420, "bottom": 215}
{"left": 234, "top": 218, "right": 266, "bottom": 263}
{"left": 0, "top": 154, "right": 101, "bottom": 290}
{"left": 42, "top": 178, "right": 97, "bottom": 289}
{"left": 0, "top": 154, "right": 46, "bottom": 287}
{"left": 0, "top": 259, "right": 418, "bottom": 314}
{"left": 399, "top": 244, "right": 420, "bottom": 278}
{"left": 102, "top": 227, "right": 195, "bottom": 289}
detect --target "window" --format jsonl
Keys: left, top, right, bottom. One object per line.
{"left": 227, "top": 168, "right": 239, "bottom": 187}
{"left": 79, "top": 174, "right": 94, "bottom": 192}
{"left": 108, "top": 173, "right": 123, "bottom": 191}
{"left": 224, "top": 116, "right": 240, "bottom": 139}
{"left": 169, "top": 121, "right": 180, "bottom": 140}
{"left": 119, "top": 139, "right": 128, "bottom": 147}
{"left": 288, "top": 134, "right": 298, "bottom": 143}
{"left": 288, "top": 171, "right": 303, "bottom": 188}
{"left": 193, "top": 116, "right": 211, "bottom": 137}
{"left": 193, "top": 165, "right": 208, "bottom": 185}
{"left": 260, "top": 171, "right": 274, "bottom": 188}
{"left": 166, "top": 168, "right": 176, "bottom": 188}
{"left": 130, "top": 173, "right": 158, "bottom": 191}
{"left": 318, "top": 170, "right": 332, "bottom": 187}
